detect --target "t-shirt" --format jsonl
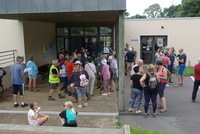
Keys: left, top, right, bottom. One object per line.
{"left": 162, "top": 56, "right": 170, "bottom": 66}
{"left": 27, "top": 109, "right": 38, "bottom": 126}
{"left": 194, "top": 64, "right": 200, "bottom": 80}
{"left": 66, "top": 61, "right": 74, "bottom": 77}
{"left": 179, "top": 53, "right": 187, "bottom": 65}
{"left": 131, "top": 64, "right": 143, "bottom": 75}
{"left": 59, "top": 110, "right": 78, "bottom": 127}
{"left": 9, "top": 63, "right": 24, "bottom": 85}
{"left": 130, "top": 74, "right": 143, "bottom": 90}
{"left": 126, "top": 51, "right": 135, "bottom": 62}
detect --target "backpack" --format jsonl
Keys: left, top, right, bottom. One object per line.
{"left": 147, "top": 72, "right": 157, "bottom": 92}
{"left": 79, "top": 70, "right": 89, "bottom": 87}
{"left": 66, "top": 110, "right": 77, "bottom": 125}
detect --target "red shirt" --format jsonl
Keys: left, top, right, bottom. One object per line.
{"left": 66, "top": 61, "right": 74, "bottom": 77}
{"left": 194, "top": 64, "right": 200, "bottom": 80}
{"left": 162, "top": 56, "right": 170, "bottom": 66}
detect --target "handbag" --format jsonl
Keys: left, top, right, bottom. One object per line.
{"left": 79, "top": 70, "right": 89, "bottom": 87}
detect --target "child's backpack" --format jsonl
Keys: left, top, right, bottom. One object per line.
{"left": 66, "top": 110, "right": 77, "bottom": 125}
{"left": 79, "top": 70, "right": 89, "bottom": 87}
{"left": 147, "top": 72, "right": 157, "bottom": 92}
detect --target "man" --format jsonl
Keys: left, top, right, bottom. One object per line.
{"left": 124, "top": 43, "right": 131, "bottom": 75}
{"left": 191, "top": 58, "right": 200, "bottom": 102}
{"left": 96, "top": 53, "right": 104, "bottom": 89}
{"left": 66, "top": 56, "right": 75, "bottom": 96}
{"left": 125, "top": 47, "right": 135, "bottom": 74}
{"left": 174, "top": 48, "right": 187, "bottom": 87}
{"left": 9, "top": 56, "right": 28, "bottom": 108}
{"left": 108, "top": 55, "right": 118, "bottom": 92}
{"left": 48, "top": 59, "right": 65, "bottom": 101}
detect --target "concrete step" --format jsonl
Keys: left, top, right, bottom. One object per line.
{"left": 0, "top": 124, "right": 130, "bottom": 134}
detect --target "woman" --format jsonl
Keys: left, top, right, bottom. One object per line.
{"left": 100, "top": 59, "right": 110, "bottom": 95}
{"left": 156, "top": 60, "right": 168, "bottom": 113}
{"left": 27, "top": 101, "right": 49, "bottom": 126}
{"left": 69, "top": 61, "right": 89, "bottom": 108}
{"left": 129, "top": 66, "right": 143, "bottom": 113}
{"left": 26, "top": 55, "right": 38, "bottom": 92}
{"left": 60, "top": 59, "right": 68, "bottom": 92}
{"left": 140, "top": 64, "right": 159, "bottom": 118}
{"left": 84, "top": 57, "right": 96, "bottom": 97}
{"left": 58, "top": 101, "right": 78, "bottom": 127}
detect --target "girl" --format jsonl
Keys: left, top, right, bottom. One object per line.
{"left": 27, "top": 101, "right": 49, "bottom": 126}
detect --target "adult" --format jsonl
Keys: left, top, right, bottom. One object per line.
{"left": 100, "top": 59, "right": 111, "bottom": 95}
{"left": 155, "top": 48, "right": 163, "bottom": 62}
{"left": 80, "top": 52, "right": 87, "bottom": 68}
{"left": 58, "top": 101, "right": 78, "bottom": 127}
{"left": 131, "top": 47, "right": 137, "bottom": 64}
{"left": 124, "top": 43, "right": 131, "bottom": 75}
{"left": 156, "top": 60, "right": 168, "bottom": 113}
{"left": 169, "top": 47, "right": 176, "bottom": 73}
{"left": 66, "top": 57, "right": 75, "bottom": 96}
{"left": 28, "top": 101, "right": 49, "bottom": 126}
{"left": 57, "top": 48, "right": 65, "bottom": 59}
{"left": 129, "top": 66, "right": 143, "bottom": 114}
{"left": 72, "top": 48, "right": 77, "bottom": 59}
{"left": 60, "top": 59, "right": 68, "bottom": 92}
{"left": 174, "top": 48, "right": 187, "bottom": 87}
{"left": 125, "top": 47, "right": 135, "bottom": 74}
{"left": 26, "top": 55, "right": 38, "bottom": 92}
{"left": 191, "top": 58, "right": 200, "bottom": 102}
{"left": 69, "top": 61, "right": 89, "bottom": 108}
{"left": 168, "top": 51, "right": 175, "bottom": 83}
{"left": 48, "top": 59, "right": 65, "bottom": 101}
{"left": 140, "top": 64, "right": 159, "bottom": 118}
{"left": 95, "top": 53, "right": 104, "bottom": 89}
{"left": 161, "top": 51, "right": 170, "bottom": 70}
{"left": 9, "top": 56, "right": 28, "bottom": 108}
{"left": 84, "top": 57, "right": 96, "bottom": 97}
{"left": 108, "top": 55, "right": 118, "bottom": 92}
{"left": 58, "top": 54, "right": 65, "bottom": 70}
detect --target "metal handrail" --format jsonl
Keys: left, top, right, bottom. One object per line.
{"left": 0, "top": 50, "right": 17, "bottom": 67}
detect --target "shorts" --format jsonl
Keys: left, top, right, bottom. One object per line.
{"left": 13, "top": 84, "right": 24, "bottom": 95}
{"left": 157, "top": 83, "right": 166, "bottom": 98}
{"left": 178, "top": 64, "right": 186, "bottom": 75}
{"left": 75, "top": 86, "right": 86, "bottom": 99}
{"left": 28, "top": 74, "right": 37, "bottom": 79}
{"left": 51, "top": 83, "right": 59, "bottom": 89}
{"left": 127, "top": 62, "right": 134, "bottom": 68}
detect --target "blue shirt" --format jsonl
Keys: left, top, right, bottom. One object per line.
{"left": 26, "top": 61, "right": 38, "bottom": 75}
{"left": 9, "top": 63, "right": 24, "bottom": 85}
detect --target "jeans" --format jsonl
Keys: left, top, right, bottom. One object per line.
{"left": 192, "top": 80, "right": 200, "bottom": 100}
{"left": 130, "top": 88, "right": 143, "bottom": 109}
{"left": 144, "top": 88, "right": 157, "bottom": 113}
{"left": 61, "top": 77, "right": 68, "bottom": 90}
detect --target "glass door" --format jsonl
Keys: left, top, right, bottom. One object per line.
{"left": 84, "top": 37, "right": 97, "bottom": 58}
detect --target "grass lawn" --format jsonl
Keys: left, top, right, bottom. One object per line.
{"left": 175, "top": 67, "right": 194, "bottom": 76}
{"left": 130, "top": 126, "right": 174, "bottom": 134}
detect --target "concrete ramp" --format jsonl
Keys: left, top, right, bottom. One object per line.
{"left": 0, "top": 124, "right": 130, "bottom": 134}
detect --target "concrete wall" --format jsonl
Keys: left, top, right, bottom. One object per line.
{"left": 125, "top": 18, "right": 200, "bottom": 67}
{"left": 23, "top": 21, "right": 56, "bottom": 66}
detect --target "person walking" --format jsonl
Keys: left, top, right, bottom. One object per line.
{"left": 69, "top": 61, "right": 89, "bottom": 108}
{"left": 140, "top": 64, "right": 159, "bottom": 118}
{"left": 100, "top": 59, "right": 111, "bottom": 95}
{"left": 156, "top": 60, "right": 168, "bottom": 113}
{"left": 129, "top": 66, "right": 143, "bottom": 114}
{"left": 26, "top": 55, "right": 38, "bottom": 92}
{"left": 9, "top": 56, "right": 28, "bottom": 108}
{"left": 28, "top": 101, "right": 49, "bottom": 126}
{"left": 191, "top": 58, "right": 200, "bottom": 102}
{"left": 174, "top": 48, "right": 187, "bottom": 87}
{"left": 48, "top": 59, "right": 65, "bottom": 101}
{"left": 84, "top": 57, "right": 96, "bottom": 97}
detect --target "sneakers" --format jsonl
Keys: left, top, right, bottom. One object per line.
{"left": 108, "top": 92, "right": 111, "bottom": 95}
{"left": 157, "top": 104, "right": 164, "bottom": 109}
{"left": 59, "top": 94, "right": 65, "bottom": 98}
{"left": 48, "top": 96, "right": 55, "bottom": 101}
{"left": 14, "top": 103, "right": 19, "bottom": 108}
{"left": 21, "top": 103, "right": 28, "bottom": 108}
{"left": 166, "top": 84, "right": 169, "bottom": 87}
{"left": 136, "top": 110, "right": 142, "bottom": 114}
{"left": 174, "top": 84, "right": 180, "bottom": 87}
{"left": 77, "top": 105, "right": 82, "bottom": 108}
{"left": 160, "top": 107, "right": 168, "bottom": 113}
{"left": 128, "top": 108, "right": 134, "bottom": 112}
{"left": 192, "top": 100, "right": 195, "bottom": 103}
{"left": 144, "top": 113, "right": 148, "bottom": 118}
{"left": 153, "top": 113, "right": 157, "bottom": 118}
{"left": 102, "top": 93, "right": 108, "bottom": 96}
{"left": 180, "top": 83, "right": 183, "bottom": 86}
{"left": 83, "top": 103, "right": 88, "bottom": 107}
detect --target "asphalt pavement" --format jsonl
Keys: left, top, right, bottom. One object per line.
{"left": 119, "top": 74, "right": 200, "bottom": 134}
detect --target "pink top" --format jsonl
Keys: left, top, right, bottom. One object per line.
{"left": 194, "top": 64, "right": 200, "bottom": 80}
{"left": 84, "top": 63, "right": 96, "bottom": 77}
{"left": 157, "top": 67, "right": 167, "bottom": 83}
{"left": 101, "top": 64, "right": 110, "bottom": 80}
{"left": 162, "top": 56, "right": 170, "bottom": 66}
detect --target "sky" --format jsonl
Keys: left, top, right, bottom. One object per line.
{"left": 126, "top": 0, "right": 182, "bottom": 16}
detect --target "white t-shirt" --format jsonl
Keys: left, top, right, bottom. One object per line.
{"left": 131, "top": 64, "right": 144, "bottom": 75}
{"left": 28, "top": 109, "right": 39, "bottom": 126}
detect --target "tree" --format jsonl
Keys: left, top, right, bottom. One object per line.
{"left": 180, "top": 0, "right": 200, "bottom": 17}
{"left": 130, "top": 14, "right": 146, "bottom": 19}
{"left": 161, "top": 4, "right": 181, "bottom": 18}
{"left": 125, "top": 11, "right": 130, "bottom": 19}
{"left": 143, "top": 3, "right": 162, "bottom": 18}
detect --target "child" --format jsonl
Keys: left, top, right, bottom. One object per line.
{"left": 58, "top": 101, "right": 78, "bottom": 127}
{"left": 27, "top": 101, "right": 49, "bottom": 126}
